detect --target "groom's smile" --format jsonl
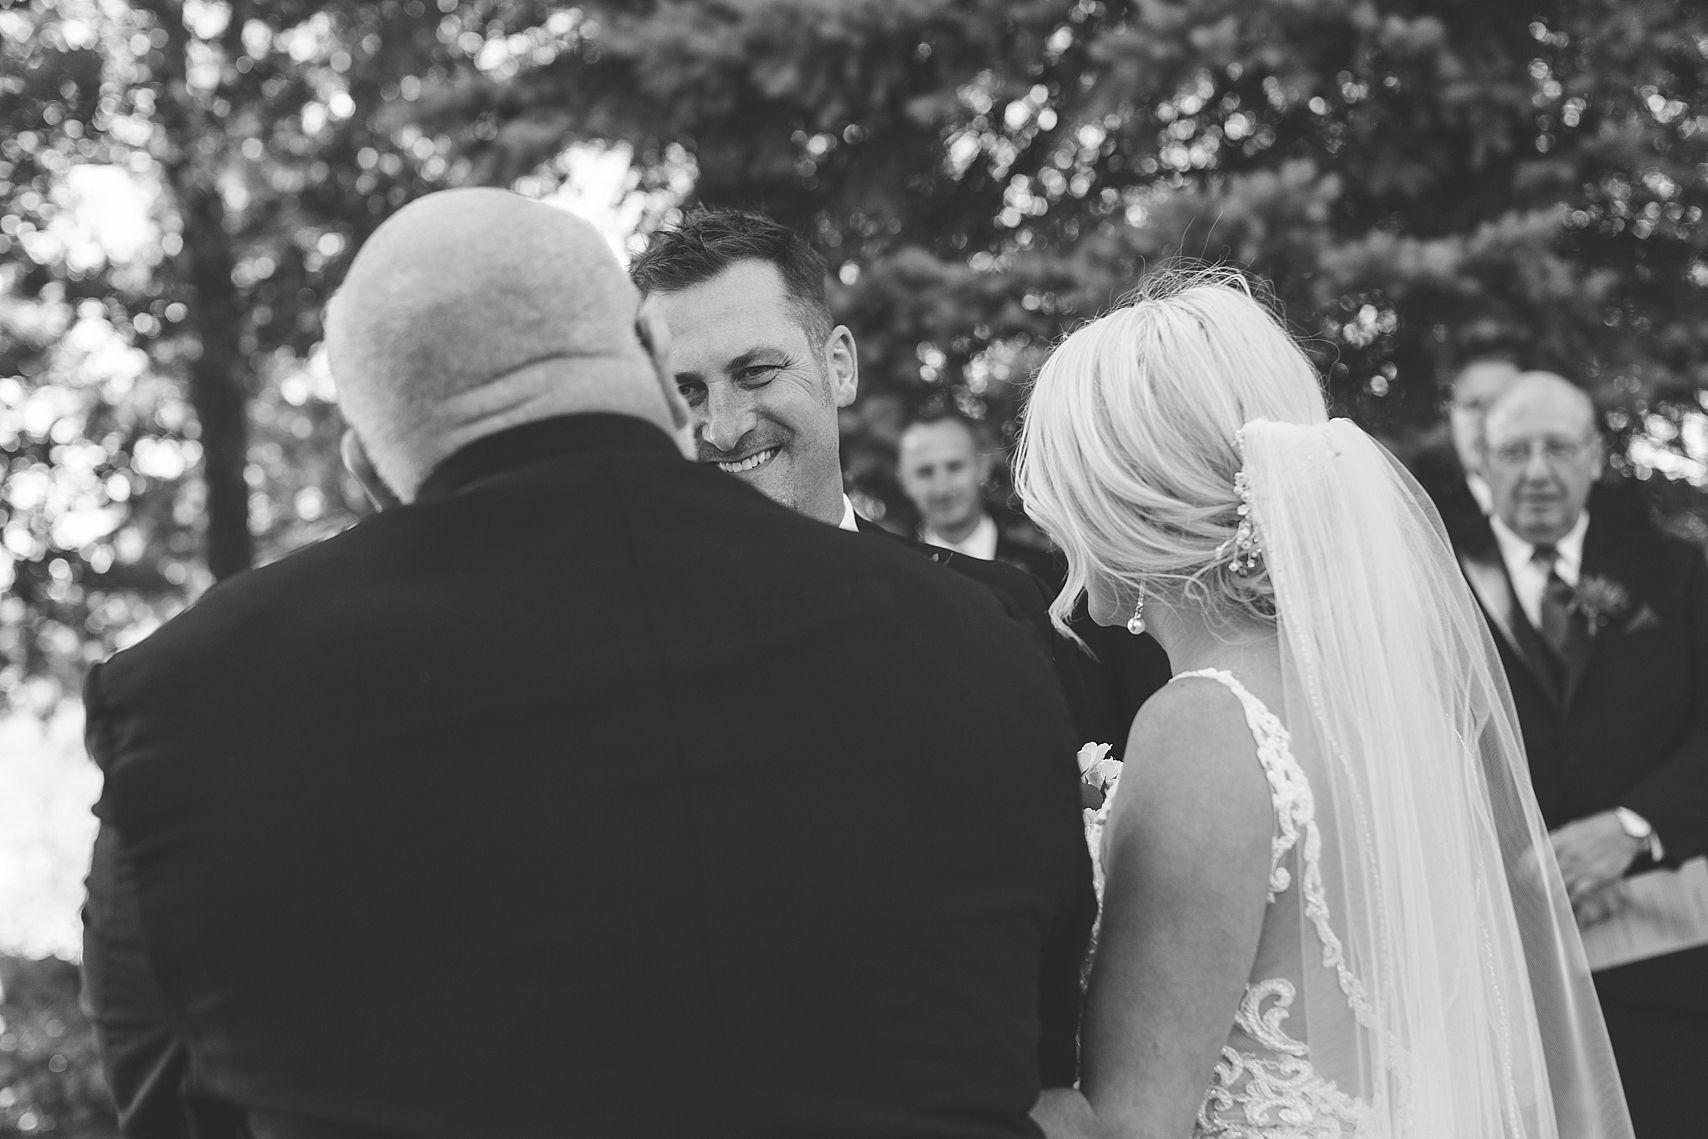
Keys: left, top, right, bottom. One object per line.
{"left": 715, "top": 445, "right": 781, "bottom": 475}
{"left": 641, "top": 258, "right": 859, "bottom": 526}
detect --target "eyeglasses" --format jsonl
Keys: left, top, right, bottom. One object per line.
{"left": 1487, "top": 437, "right": 1596, "bottom": 469}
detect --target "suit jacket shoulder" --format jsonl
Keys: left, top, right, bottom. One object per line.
{"left": 994, "top": 532, "right": 1066, "bottom": 593}
{"left": 853, "top": 516, "right": 1051, "bottom": 624}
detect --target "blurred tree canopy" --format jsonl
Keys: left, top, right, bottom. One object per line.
{"left": 1, "top": 0, "right": 592, "bottom": 703}
{"left": 3, "top": 0, "right": 1708, "bottom": 705}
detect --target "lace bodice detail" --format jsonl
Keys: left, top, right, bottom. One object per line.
{"left": 1168, "top": 670, "right": 1380, "bottom": 1139}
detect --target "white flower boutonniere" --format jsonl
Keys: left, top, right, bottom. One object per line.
{"left": 1571, "top": 575, "right": 1632, "bottom": 632}
{"left": 1077, "top": 742, "right": 1121, "bottom": 900}
{"left": 1077, "top": 742, "right": 1119, "bottom": 809}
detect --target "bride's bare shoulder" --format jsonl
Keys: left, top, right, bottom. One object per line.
{"left": 1116, "top": 674, "right": 1273, "bottom": 830}
{"left": 1127, "top": 674, "right": 1252, "bottom": 761}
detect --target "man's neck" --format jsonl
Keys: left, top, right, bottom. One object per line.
{"left": 1490, "top": 509, "right": 1589, "bottom": 554}
{"left": 926, "top": 510, "right": 987, "bottom": 546}
{"left": 801, "top": 485, "right": 847, "bottom": 527}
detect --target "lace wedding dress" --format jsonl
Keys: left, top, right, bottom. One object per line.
{"left": 1077, "top": 421, "right": 1632, "bottom": 1139}
{"left": 1170, "top": 668, "right": 1379, "bottom": 1139}
{"left": 1083, "top": 666, "right": 1378, "bottom": 1138}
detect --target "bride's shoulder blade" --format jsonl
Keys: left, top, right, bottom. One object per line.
{"left": 1113, "top": 675, "right": 1273, "bottom": 840}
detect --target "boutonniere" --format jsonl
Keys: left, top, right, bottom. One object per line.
{"left": 1078, "top": 742, "right": 1120, "bottom": 810}
{"left": 1570, "top": 575, "right": 1631, "bottom": 631}
{"left": 1078, "top": 742, "right": 1121, "bottom": 900}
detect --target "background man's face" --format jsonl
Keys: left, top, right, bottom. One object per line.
{"left": 643, "top": 260, "right": 855, "bottom": 523}
{"left": 1449, "top": 359, "right": 1521, "bottom": 474}
{"left": 897, "top": 420, "right": 986, "bottom": 536}
{"left": 1483, "top": 381, "right": 1602, "bottom": 545}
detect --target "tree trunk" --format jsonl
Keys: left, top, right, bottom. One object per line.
{"left": 146, "top": 0, "right": 253, "bottom": 580}
{"left": 178, "top": 183, "right": 252, "bottom": 580}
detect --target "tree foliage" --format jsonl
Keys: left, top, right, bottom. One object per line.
{"left": 455, "top": 0, "right": 1708, "bottom": 518}
{"left": 1, "top": 0, "right": 575, "bottom": 704}
{"left": 0, "top": 953, "right": 117, "bottom": 1136}
{"left": 3, "top": 0, "right": 1707, "bottom": 704}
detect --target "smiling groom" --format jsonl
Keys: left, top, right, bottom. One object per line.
{"left": 631, "top": 208, "right": 1097, "bottom": 1086}
{"left": 629, "top": 208, "right": 1096, "bottom": 727}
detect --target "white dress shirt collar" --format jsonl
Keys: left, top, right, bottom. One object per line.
{"left": 920, "top": 513, "right": 999, "bottom": 561}
{"left": 838, "top": 494, "right": 860, "bottom": 533}
{"left": 1466, "top": 472, "right": 1494, "bottom": 515}
{"left": 1489, "top": 510, "right": 1590, "bottom": 628}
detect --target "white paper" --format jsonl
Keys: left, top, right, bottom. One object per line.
{"left": 1578, "top": 857, "right": 1708, "bottom": 972}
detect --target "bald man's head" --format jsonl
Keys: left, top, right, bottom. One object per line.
{"left": 327, "top": 188, "right": 684, "bottom": 501}
{"left": 1482, "top": 371, "right": 1603, "bottom": 544}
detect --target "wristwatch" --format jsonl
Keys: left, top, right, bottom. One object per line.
{"left": 1614, "top": 807, "right": 1665, "bottom": 863}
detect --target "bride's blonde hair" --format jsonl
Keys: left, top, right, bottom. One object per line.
{"left": 1014, "top": 267, "right": 1328, "bottom": 635}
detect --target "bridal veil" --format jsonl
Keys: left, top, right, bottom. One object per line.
{"left": 1239, "top": 417, "right": 1631, "bottom": 1138}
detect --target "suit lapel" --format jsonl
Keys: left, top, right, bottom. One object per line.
{"left": 1460, "top": 546, "right": 1562, "bottom": 707}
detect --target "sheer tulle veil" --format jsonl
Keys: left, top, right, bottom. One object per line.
{"left": 1223, "top": 418, "right": 1631, "bottom": 1137}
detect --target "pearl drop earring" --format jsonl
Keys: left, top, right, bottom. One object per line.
{"left": 1126, "top": 595, "right": 1146, "bottom": 635}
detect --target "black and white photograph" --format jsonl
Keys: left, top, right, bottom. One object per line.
{"left": 2, "top": 1, "right": 1706, "bottom": 1136}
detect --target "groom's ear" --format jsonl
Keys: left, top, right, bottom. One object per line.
{"left": 825, "top": 324, "right": 858, "bottom": 409}
{"left": 341, "top": 428, "right": 403, "bottom": 512}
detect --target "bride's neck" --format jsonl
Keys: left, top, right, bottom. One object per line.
{"left": 1145, "top": 598, "right": 1277, "bottom": 676}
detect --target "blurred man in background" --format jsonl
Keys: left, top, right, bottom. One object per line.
{"left": 894, "top": 411, "right": 1170, "bottom": 757}
{"left": 897, "top": 413, "right": 1056, "bottom": 579}
{"left": 1417, "top": 356, "right": 1522, "bottom": 544}
{"left": 1456, "top": 370, "right": 1708, "bottom": 1137}
{"left": 1449, "top": 359, "right": 1524, "bottom": 510}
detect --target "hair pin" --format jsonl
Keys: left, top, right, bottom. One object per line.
{"left": 1216, "top": 428, "right": 1262, "bottom": 575}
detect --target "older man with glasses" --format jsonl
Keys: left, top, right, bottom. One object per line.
{"left": 1456, "top": 370, "right": 1708, "bottom": 1138}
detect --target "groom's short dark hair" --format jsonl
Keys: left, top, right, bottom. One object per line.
{"left": 631, "top": 207, "right": 834, "bottom": 345}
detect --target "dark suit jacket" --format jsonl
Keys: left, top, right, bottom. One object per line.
{"left": 1409, "top": 447, "right": 1491, "bottom": 554}
{"left": 1455, "top": 507, "right": 1708, "bottom": 1011}
{"left": 983, "top": 533, "right": 1171, "bottom": 761}
{"left": 851, "top": 515, "right": 1101, "bottom": 746}
{"left": 989, "top": 532, "right": 1061, "bottom": 593}
{"left": 82, "top": 414, "right": 1095, "bottom": 1139}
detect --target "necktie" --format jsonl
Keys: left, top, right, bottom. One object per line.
{"left": 1533, "top": 545, "right": 1588, "bottom": 678}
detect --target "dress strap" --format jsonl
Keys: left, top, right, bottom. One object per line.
{"left": 1168, "top": 668, "right": 1303, "bottom": 901}
{"left": 1169, "top": 669, "right": 1376, "bottom": 1027}
{"left": 1171, "top": 668, "right": 1275, "bottom": 741}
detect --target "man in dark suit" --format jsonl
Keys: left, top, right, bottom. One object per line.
{"left": 629, "top": 208, "right": 1100, "bottom": 746}
{"left": 895, "top": 414, "right": 1047, "bottom": 575}
{"left": 894, "top": 412, "right": 1171, "bottom": 758}
{"left": 81, "top": 189, "right": 1093, "bottom": 1138}
{"left": 1413, "top": 356, "right": 1521, "bottom": 547}
{"left": 1456, "top": 370, "right": 1708, "bottom": 1137}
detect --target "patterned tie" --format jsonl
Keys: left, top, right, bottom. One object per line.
{"left": 1533, "top": 544, "right": 1588, "bottom": 677}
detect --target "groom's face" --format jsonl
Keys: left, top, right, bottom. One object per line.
{"left": 644, "top": 260, "right": 857, "bottom": 525}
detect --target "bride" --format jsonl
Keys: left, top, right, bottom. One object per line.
{"left": 1014, "top": 271, "right": 1633, "bottom": 1139}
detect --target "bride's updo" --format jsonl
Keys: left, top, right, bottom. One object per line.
{"left": 1014, "top": 268, "right": 1328, "bottom": 633}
